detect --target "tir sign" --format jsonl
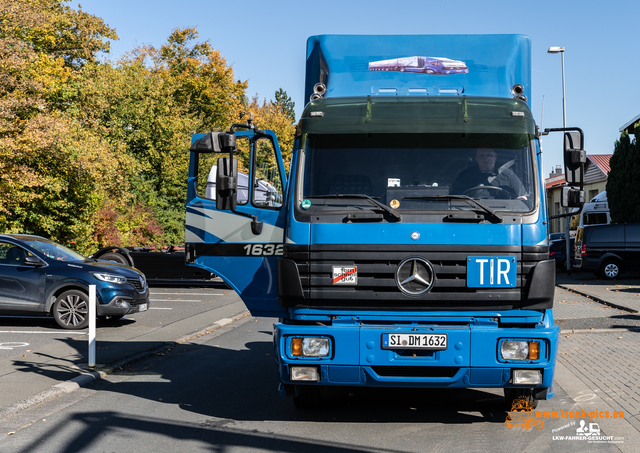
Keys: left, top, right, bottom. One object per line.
{"left": 466, "top": 256, "right": 516, "bottom": 288}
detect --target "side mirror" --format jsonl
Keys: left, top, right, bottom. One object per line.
{"left": 561, "top": 131, "right": 589, "bottom": 208}
{"left": 563, "top": 132, "right": 589, "bottom": 185}
{"left": 24, "top": 255, "right": 45, "bottom": 267}
{"left": 562, "top": 186, "right": 585, "bottom": 208}
{"left": 190, "top": 132, "right": 237, "bottom": 153}
{"left": 216, "top": 157, "right": 238, "bottom": 211}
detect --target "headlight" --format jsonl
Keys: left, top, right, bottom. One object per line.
{"left": 291, "top": 366, "right": 319, "bottom": 381}
{"left": 513, "top": 369, "right": 542, "bottom": 385}
{"left": 290, "top": 337, "right": 331, "bottom": 357}
{"left": 91, "top": 272, "right": 126, "bottom": 284}
{"left": 501, "top": 340, "right": 540, "bottom": 360}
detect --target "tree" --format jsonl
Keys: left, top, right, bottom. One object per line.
{"left": 0, "top": 6, "right": 295, "bottom": 252}
{"left": 71, "top": 28, "right": 249, "bottom": 246}
{"left": 606, "top": 124, "right": 640, "bottom": 223}
{"left": 275, "top": 88, "right": 296, "bottom": 123}
{"left": 241, "top": 95, "right": 296, "bottom": 173}
{"left": 0, "top": 0, "right": 123, "bottom": 253}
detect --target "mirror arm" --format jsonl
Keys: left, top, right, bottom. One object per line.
{"left": 229, "top": 206, "right": 263, "bottom": 235}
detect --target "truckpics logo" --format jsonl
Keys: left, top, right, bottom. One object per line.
{"left": 369, "top": 56, "right": 468, "bottom": 75}
{"left": 396, "top": 258, "right": 435, "bottom": 295}
{"left": 505, "top": 397, "right": 544, "bottom": 430}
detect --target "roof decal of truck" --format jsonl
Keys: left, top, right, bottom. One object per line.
{"left": 305, "top": 34, "right": 531, "bottom": 103}
{"left": 369, "top": 56, "right": 469, "bottom": 75}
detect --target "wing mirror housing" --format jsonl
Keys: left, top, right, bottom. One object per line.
{"left": 190, "top": 132, "right": 237, "bottom": 153}
{"left": 543, "top": 127, "right": 588, "bottom": 208}
{"left": 24, "top": 255, "right": 45, "bottom": 267}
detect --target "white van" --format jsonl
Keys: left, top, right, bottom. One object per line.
{"left": 578, "top": 191, "right": 610, "bottom": 228}
{"left": 206, "top": 165, "right": 282, "bottom": 207}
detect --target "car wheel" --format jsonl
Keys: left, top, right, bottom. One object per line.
{"left": 53, "top": 290, "right": 89, "bottom": 329}
{"left": 99, "top": 252, "right": 129, "bottom": 265}
{"left": 600, "top": 260, "right": 621, "bottom": 280}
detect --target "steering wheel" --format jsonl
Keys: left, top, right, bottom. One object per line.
{"left": 462, "top": 185, "right": 514, "bottom": 199}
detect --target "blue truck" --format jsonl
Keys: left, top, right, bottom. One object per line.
{"left": 184, "top": 34, "right": 586, "bottom": 409}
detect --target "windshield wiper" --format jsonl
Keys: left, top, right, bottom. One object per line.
{"left": 306, "top": 194, "right": 402, "bottom": 221}
{"left": 403, "top": 195, "right": 503, "bottom": 223}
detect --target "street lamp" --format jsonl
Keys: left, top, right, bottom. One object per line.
{"left": 548, "top": 46, "right": 572, "bottom": 274}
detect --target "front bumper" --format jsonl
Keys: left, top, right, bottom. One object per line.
{"left": 97, "top": 286, "right": 150, "bottom": 316}
{"left": 275, "top": 318, "right": 558, "bottom": 394}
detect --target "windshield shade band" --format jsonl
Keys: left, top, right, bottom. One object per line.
{"left": 298, "top": 97, "right": 536, "bottom": 136}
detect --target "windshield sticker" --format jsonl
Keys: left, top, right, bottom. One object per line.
{"left": 369, "top": 56, "right": 469, "bottom": 75}
{"left": 388, "top": 178, "right": 401, "bottom": 187}
{"left": 390, "top": 199, "right": 400, "bottom": 209}
{"left": 332, "top": 266, "right": 358, "bottom": 285}
{"left": 301, "top": 199, "right": 311, "bottom": 209}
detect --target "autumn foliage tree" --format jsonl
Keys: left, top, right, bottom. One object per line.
{"left": 0, "top": 2, "right": 296, "bottom": 252}
{"left": 0, "top": 0, "right": 126, "bottom": 252}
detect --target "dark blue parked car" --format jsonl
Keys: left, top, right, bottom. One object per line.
{"left": 0, "top": 234, "right": 149, "bottom": 329}
{"left": 549, "top": 237, "right": 575, "bottom": 271}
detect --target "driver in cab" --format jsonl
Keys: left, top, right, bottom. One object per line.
{"left": 451, "top": 148, "right": 528, "bottom": 200}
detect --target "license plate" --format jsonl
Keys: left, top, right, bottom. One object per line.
{"left": 139, "top": 303, "right": 148, "bottom": 312}
{"left": 382, "top": 333, "right": 448, "bottom": 350}
{"left": 466, "top": 256, "right": 517, "bottom": 288}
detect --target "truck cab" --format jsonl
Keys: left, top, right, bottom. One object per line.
{"left": 185, "top": 34, "right": 586, "bottom": 409}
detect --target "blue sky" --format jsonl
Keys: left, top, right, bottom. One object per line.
{"left": 72, "top": 0, "right": 639, "bottom": 177}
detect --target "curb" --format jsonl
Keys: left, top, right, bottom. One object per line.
{"left": 556, "top": 284, "right": 639, "bottom": 314}
{"left": 560, "top": 327, "right": 640, "bottom": 334}
{"left": 0, "top": 311, "right": 250, "bottom": 422}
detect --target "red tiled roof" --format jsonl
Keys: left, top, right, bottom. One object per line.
{"left": 545, "top": 173, "right": 565, "bottom": 190}
{"left": 588, "top": 154, "right": 611, "bottom": 176}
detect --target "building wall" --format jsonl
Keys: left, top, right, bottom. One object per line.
{"left": 546, "top": 182, "right": 607, "bottom": 234}
{"left": 545, "top": 155, "right": 609, "bottom": 235}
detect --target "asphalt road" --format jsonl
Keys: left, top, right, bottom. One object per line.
{"left": 0, "top": 286, "right": 231, "bottom": 360}
{"left": 0, "top": 279, "right": 637, "bottom": 452}
{"left": 0, "top": 316, "right": 624, "bottom": 453}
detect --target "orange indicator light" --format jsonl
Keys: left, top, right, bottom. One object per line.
{"left": 528, "top": 341, "right": 540, "bottom": 360}
{"left": 291, "top": 338, "right": 303, "bottom": 357}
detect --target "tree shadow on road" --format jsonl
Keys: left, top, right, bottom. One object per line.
{"left": 6, "top": 323, "right": 527, "bottom": 453}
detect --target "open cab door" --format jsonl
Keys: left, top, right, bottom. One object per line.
{"left": 185, "top": 121, "right": 287, "bottom": 317}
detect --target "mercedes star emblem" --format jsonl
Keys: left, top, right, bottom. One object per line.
{"left": 395, "top": 257, "right": 435, "bottom": 295}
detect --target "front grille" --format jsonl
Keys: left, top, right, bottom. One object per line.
{"left": 127, "top": 277, "right": 145, "bottom": 292}
{"left": 283, "top": 244, "right": 547, "bottom": 309}
{"left": 371, "top": 366, "right": 459, "bottom": 378}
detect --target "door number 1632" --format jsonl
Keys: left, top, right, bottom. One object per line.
{"left": 243, "top": 244, "right": 284, "bottom": 256}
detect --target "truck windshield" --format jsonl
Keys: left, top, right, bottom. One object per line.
{"left": 300, "top": 132, "right": 535, "bottom": 215}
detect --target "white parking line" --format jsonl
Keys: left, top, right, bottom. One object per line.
{"left": 150, "top": 308, "right": 173, "bottom": 310}
{"left": 148, "top": 293, "right": 223, "bottom": 296}
{"left": 0, "top": 330, "right": 86, "bottom": 335}
{"left": 0, "top": 342, "right": 29, "bottom": 349}
{"left": 149, "top": 299, "right": 201, "bottom": 302}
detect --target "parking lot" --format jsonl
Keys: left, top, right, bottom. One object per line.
{"left": 0, "top": 284, "right": 246, "bottom": 412}
{"left": 0, "top": 274, "right": 639, "bottom": 451}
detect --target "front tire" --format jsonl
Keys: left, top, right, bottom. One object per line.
{"left": 99, "top": 252, "right": 129, "bottom": 265}
{"left": 53, "top": 290, "right": 89, "bottom": 329}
